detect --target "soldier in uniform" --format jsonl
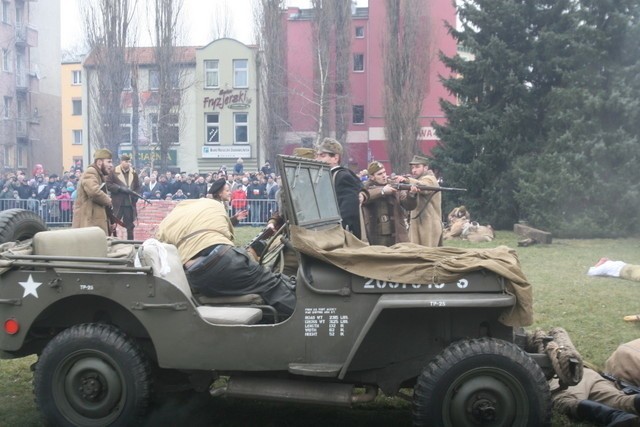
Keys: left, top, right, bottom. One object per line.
{"left": 407, "top": 155, "right": 443, "bottom": 247}
{"left": 361, "top": 161, "right": 418, "bottom": 246}
{"left": 316, "top": 138, "right": 367, "bottom": 239}
{"left": 106, "top": 154, "right": 141, "bottom": 240}
{"left": 72, "top": 148, "right": 114, "bottom": 235}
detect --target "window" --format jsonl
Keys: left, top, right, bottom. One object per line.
{"left": 355, "top": 26, "right": 364, "bottom": 38}
{"left": 17, "top": 144, "right": 26, "bottom": 168}
{"left": 72, "top": 130, "right": 83, "bottom": 145}
{"left": 352, "top": 105, "right": 364, "bottom": 124}
{"left": 234, "top": 112, "right": 248, "bottom": 143}
{"left": 149, "top": 69, "right": 159, "bottom": 90}
{"left": 2, "top": 49, "right": 10, "bottom": 71}
{"left": 204, "top": 60, "right": 219, "bottom": 88}
{"left": 120, "top": 113, "right": 131, "bottom": 144}
{"left": 205, "top": 113, "right": 219, "bottom": 144}
{"left": 15, "top": 5, "right": 22, "bottom": 27}
{"left": 353, "top": 54, "right": 364, "bottom": 72}
{"left": 150, "top": 113, "right": 180, "bottom": 144}
{"left": 233, "top": 59, "right": 248, "bottom": 88}
{"left": 72, "top": 70, "right": 82, "bottom": 85}
{"left": 3, "top": 96, "right": 11, "bottom": 118}
{"left": 72, "top": 99, "right": 82, "bottom": 116}
{"left": 2, "top": 2, "right": 9, "bottom": 24}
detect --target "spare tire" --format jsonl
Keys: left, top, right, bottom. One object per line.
{"left": 0, "top": 209, "right": 48, "bottom": 244}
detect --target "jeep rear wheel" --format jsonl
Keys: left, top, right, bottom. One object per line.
{"left": 34, "top": 323, "right": 151, "bottom": 427}
{"left": 413, "top": 338, "right": 550, "bottom": 427}
{"left": 0, "top": 208, "right": 47, "bottom": 244}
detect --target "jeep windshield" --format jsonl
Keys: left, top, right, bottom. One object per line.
{"left": 277, "top": 155, "right": 341, "bottom": 229}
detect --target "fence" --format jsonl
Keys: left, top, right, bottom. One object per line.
{"left": 0, "top": 198, "right": 272, "bottom": 240}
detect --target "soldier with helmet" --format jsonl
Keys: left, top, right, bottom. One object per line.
{"left": 362, "top": 161, "right": 418, "bottom": 246}
{"left": 315, "top": 138, "right": 367, "bottom": 239}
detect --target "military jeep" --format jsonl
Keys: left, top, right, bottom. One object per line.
{"left": 0, "top": 155, "right": 553, "bottom": 426}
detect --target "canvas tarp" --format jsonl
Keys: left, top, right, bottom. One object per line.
{"left": 290, "top": 224, "right": 533, "bottom": 327}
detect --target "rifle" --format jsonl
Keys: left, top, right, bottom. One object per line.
{"left": 117, "top": 185, "right": 152, "bottom": 205}
{"left": 246, "top": 225, "right": 276, "bottom": 258}
{"left": 389, "top": 183, "right": 467, "bottom": 192}
{"left": 105, "top": 205, "right": 126, "bottom": 237}
{"left": 601, "top": 372, "right": 640, "bottom": 395}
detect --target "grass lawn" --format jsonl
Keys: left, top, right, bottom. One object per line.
{"left": 1, "top": 228, "right": 639, "bottom": 425}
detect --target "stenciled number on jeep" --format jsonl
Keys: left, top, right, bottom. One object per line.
{"left": 79, "top": 284, "right": 94, "bottom": 291}
{"left": 363, "top": 278, "right": 448, "bottom": 290}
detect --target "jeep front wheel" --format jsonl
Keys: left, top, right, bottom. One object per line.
{"left": 413, "top": 338, "right": 551, "bottom": 427}
{"left": 34, "top": 323, "right": 151, "bottom": 427}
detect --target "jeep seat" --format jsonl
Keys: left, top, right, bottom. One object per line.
{"left": 139, "top": 241, "right": 262, "bottom": 325}
{"left": 33, "top": 227, "right": 108, "bottom": 257}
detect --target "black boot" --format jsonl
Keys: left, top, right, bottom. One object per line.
{"left": 577, "top": 400, "right": 640, "bottom": 427}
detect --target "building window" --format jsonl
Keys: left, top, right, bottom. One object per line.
{"left": 72, "top": 99, "right": 82, "bottom": 116}
{"left": 150, "top": 113, "right": 180, "bottom": 145}
{"left": 2, "top": 49, "right": 10, "bottom": 72}
{"left": 3, "top": 96, "right": 11, "bottom": 118}
{"left": 149, "top": 69, "right": 159, "bottom": 91}
{"left": 72, "top": 130, "right": 83, "bottom": 145}
{"left": 72, "top": 70, "right": 82, "bottom": 85}
{"left": 234, "top": 112, "right": 248, "bottom": 144}
{"left": 205, "top": 113, "right": 219, "bottom": 144}
{"left": 355, "top": 26, "right": 364, "bottom": 38}
{"left": 204, "top": 60, "right": 219, "bottom": 88}
{"left": 233, "top": 59, "right": 248, "bottom": 88}
{"left": 2, "top": 2, "right": 9, "bottom": 24}
{"left": 17, "top": 144, "right": 26, "bottom": 168}
{"left": 352, "top": 105, "right": 365, "bottom": 124}
{"left": 353, "top": 54, "right": 364, "bottom": 72}
{"left": 121, "top": 114, "right": 131, "bottom": 144}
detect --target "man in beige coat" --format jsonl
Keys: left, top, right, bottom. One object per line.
{"left": 72, "top": 149, "right": 114, "bottom": 235}
{"left": 407, "top": 155, "right": 443, "bottom": 247}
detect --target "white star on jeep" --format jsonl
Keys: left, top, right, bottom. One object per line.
{"left": 19, "top": 275, "right": 42, "bottom": 298}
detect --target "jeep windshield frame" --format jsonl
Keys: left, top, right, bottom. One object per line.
{"left": 277, "top": 155, "right": 342, "bottom": 229}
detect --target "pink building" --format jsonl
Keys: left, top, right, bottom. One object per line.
{"left": 283, "top": 1, "right": 457, "bottom": 172}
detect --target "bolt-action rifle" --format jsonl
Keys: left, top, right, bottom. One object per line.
{"left": 389, "top": 183, "right": 467, "bottom": 193}
{"left": 601, "top": 372, "right": 640, "bottom": 395}
{"left": 116, "top": 185, "right": 152, "bottom": 204}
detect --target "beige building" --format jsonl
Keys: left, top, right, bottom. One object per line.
{"left": 0, "top": 0, "right": 61, "bottom": 174}
{"left": 60, "top": 61, "right": 83, "bottom": 171}
{"left": 195, "top": 39, "right": 259, "bottom": 172}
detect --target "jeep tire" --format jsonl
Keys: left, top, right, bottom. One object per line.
{"left": 0, "top": 208, "right": 47, "bottom": 244}
{"left": 413, "top": 338, "right": 551, "bottom": 427}
{"left": 34, "top": 323, "right": 151, "bottom": 427}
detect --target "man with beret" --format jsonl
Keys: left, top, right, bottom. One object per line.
{"left": 362, "top": 161, "right": 418, "bottom": 246}
{"left": 156, "top": 178, "right": 296, "bottom": 318}
{"left": 316, "top": 138, "right": 367, "bottom": 239}
{"left": 106, "top": 154, "right": 141, "bottom": 240}
{"left": 407, "top": 155, "right": 443, "bottom": 247}
{"left": 72, "top": 148, "right": 114, "bottom": 235}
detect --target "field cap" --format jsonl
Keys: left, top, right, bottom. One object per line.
{"left": 94, "top": 148, "right": 113, "bottom": 160}
{"left": 409, "top": 155, "right": 429, "bottom": 165}
{"left": 317, "top": 138, "right": 343, "bottom": 156}
{"left": 293, "top": 147, "right": 316, "bottom": 159}
{"left": 367, "top": 161, "right": 384, "bottom": 175}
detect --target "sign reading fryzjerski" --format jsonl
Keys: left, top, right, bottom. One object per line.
{"left": 203, "top": 89, "right": 252, "bottom": 111}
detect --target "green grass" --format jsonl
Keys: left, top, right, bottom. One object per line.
{"left": 2, "top": 228, "right": 639, "bottom": 425}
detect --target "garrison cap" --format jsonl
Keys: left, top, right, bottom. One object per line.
{"left": 292, "top": 147, "right": 316, "bottom": 159}
{"left": 120, "top": 154, "right": 131, "bottom": 161}
{"left": 409, "top": 155, "right": 429, "bottom": 165}
{"left": 93, "top": 148, "right": 113, "bottom": 160}
{"left": 367, "top": 161, "right": 384, "bottom": 175}
{"left": 317, "top": 138, "right": 343, "bottom": 156}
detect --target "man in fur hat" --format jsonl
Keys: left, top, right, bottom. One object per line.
{"left": 407, "top": 155, "right": 443, "bottom": 247}
{"left": 106, "top": 154, "right": 141, "bottom": 240}
{"left": 72, "top": 148, "right": 114, "bottom": 235}
{"left": 361, "top": 161, "right": 417, "bottom": 246}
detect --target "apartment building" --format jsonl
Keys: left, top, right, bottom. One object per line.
{"left": 61, "top": 60, "right": 83, "bottom": 171}
{"left": 0, "top": 0, "right": 61, "bottom": 174}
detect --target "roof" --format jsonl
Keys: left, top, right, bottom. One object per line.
{"left": 84, "top": 46, "right": 197, "bottom": 67}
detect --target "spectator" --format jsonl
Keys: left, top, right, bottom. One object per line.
{"left": 181, "top": 175, "right": 199, "bottom": 199}
{"left": 57, "top": 187, "right": 73, "bottom": 222}
{"left": 234, "top": 157, "right": 244, "bottom": 175}
{"left": 173, "top": 189, "right": 187, "bottom": 200}
{"left": 230, "top": 185, "right": 247, "bottom": 219}
{"left": 261, "top": 161, "right": 273, "bottom": 176}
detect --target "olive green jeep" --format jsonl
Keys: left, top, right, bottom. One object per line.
{"left": 0, "top": 156, "right": 555, "bottom": 426}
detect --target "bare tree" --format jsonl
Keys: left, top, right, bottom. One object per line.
{"left": 254, "top": 0, "right": 289, "bottom": 163}
{"left": 333, "top": 1, "right": 352, "bottom": 146}
{"left": 151, "top": 0, "right": 185, "bottom": 171}
{"left": 383, "top": 0, "right": 431, "bottom": 173}
{"left": 83, "top": 0, "right": 138, "bottom": 157}
{"left": 210, "top": 0, "right": 235, "bottom": 40}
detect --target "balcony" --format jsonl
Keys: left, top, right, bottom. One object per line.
{"left": 15, "top": 25, "right": 38, "bottom": 48}
{"left": 16, "top": 73, "right": 28, "bottom": 92}
{"left": 16, "top": 118, "right": 28, "bottom": 138}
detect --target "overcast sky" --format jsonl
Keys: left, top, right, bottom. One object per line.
{"left": 60, "top": 0, "right": 367, "bottom": 51}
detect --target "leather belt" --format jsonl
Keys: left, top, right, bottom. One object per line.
{"left": 184, "top": 244, "right": 231, "bottom": 270}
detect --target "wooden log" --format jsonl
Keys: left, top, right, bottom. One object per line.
{"left": 513, "top": 223, "right": 553, "bottom": 244}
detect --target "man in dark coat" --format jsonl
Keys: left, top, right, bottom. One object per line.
{"left": 316, "top": 138, "right": 367, "bottom": 239}
{"left": 106, "top": 154, "right": 141, "bottom": 240}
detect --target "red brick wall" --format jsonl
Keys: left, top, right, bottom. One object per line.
{"left": 115, "top": 200, "right": 178, "bottom": 241}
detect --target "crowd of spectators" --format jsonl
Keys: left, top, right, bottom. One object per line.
{"left": 1, "top": 159, "right": 282, "bottom": 226}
